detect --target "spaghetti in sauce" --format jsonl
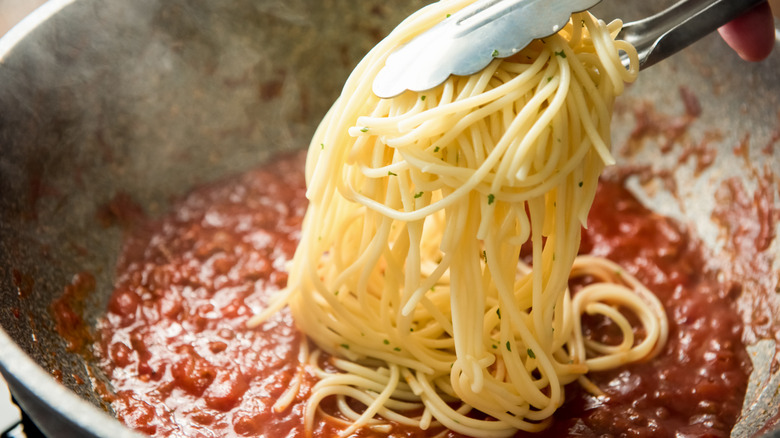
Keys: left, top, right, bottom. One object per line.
{"left": 95, "top": 151, "right": 750, "bottom": 438}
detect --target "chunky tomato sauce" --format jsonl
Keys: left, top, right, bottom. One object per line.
{"left": 542, "top": 180, "right": 750, "bottom": 438}
{"left": 95, "top": 152, "right": 751, "bottom": 437}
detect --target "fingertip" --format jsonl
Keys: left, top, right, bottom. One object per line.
{"left": 717, "top": 2, "right": 775, "bottom": 62}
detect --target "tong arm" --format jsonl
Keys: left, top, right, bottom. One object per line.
{"left": 619, "top": 0, "right": 767, "bottom": 69}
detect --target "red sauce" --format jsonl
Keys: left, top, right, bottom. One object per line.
{"left": 12, "top": 268, "right": 35, "bottom": 298}
{"left": 536, "top": 180, "right": 751, "bottom": 438}
{"left": 96, "top": 152, "right": 752, "bottom": 437}
{"left": 711, "top": 159, "right": 780, "bottom": 366}
{"left": 53, "top": 271, "right": 96, "bottom": 352}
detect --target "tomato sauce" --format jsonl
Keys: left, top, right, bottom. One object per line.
{"left": 540, "top": 180, "right": 751, "bottom": 438}
{"left": 95, "top": 152, "right": 751, "bottom": 437}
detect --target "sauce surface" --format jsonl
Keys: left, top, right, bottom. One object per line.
{"left": 96, "top": 152, "right": 751, "bottom": 438}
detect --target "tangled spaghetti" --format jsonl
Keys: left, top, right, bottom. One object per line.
{"left": 249, "top": 1, "right": 668, "bottom": 436}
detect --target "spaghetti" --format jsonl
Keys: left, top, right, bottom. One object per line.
{"left": 249, "top": 1, "right": 668, "bottom": 436}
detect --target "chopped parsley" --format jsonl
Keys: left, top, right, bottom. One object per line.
{"left": 487, "top": 193, "right": 495, "bottom": 205}
{"left": 360, "top": 127, "right": 369, "bottom": 132}
{"left": 388, "top": 171, "right": 397, "bottom": 176}
{"left": 491, "top": 49, "right": 500, "bottom": 58}
{"left": 506, "top": 341, "right": 512, "bottom": 352}
{"left": 414, "top": 191, "right": 424, "bottom": 199}
{"left": 527, "top": 348, "right": 536, "bottom": 359}
{"left": 554, "top": 50, "right": 567, "bottom": 58}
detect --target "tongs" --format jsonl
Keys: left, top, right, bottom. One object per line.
{"left": 373, "top": 0, "right": 766, "bottom": 98}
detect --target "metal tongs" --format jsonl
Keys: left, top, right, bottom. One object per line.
{"left": 373, "top": 0, "right": 766, "bottom": 98}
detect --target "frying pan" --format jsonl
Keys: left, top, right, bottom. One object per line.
{"left": 0, "top": 0, "right": 777, "bottom": 436}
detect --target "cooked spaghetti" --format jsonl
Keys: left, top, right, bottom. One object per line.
{"left": 248, "top": 1, "right": 668, "bottom": 436}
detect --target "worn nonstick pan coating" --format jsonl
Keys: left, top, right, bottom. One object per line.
{"left": 0, "top": 0, "right": 778, "bottom": 436}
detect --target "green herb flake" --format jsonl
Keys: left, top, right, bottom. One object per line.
{"left": 506, "top": 341, "right": 512, "bottom": 352}
{"left": 340, "top": 343, "right": 350, "bottom": 349}
{"left": 434, "top": 146, "right": 440, "bottom": 152}
{"left": 492, "top": 344, "right": 498, "bottom": 349}
{"left": 394, "top": 347, "right": 401, "bottom": 352}
{"left": 420, "top": 95, "right": 427, "bottom": 101}
{"left": 488, "top": 194, "right": 495, "bottom": 205}
{"left": 414, "top": 191, "right": 424, "bottom": 199}
{"left": 491, "top": 49, "right": 500, "bottom": 58}
{"left": 334, "top": 290, "right": 339, "bottom": 296}
{"left": 496, "top": 308, "right": 501, "bottom": 319}
{"left": 527, "top": 348, "right": 536, "bottom": 359}
{"left": 578, "top": 181, "right": 583, "bottom": 187}
{"left": 388, "top": 171, "right": 397, "bottom": 176}
{"left": 547, "top": 76, "right": 552, "bottom": 82}
{"left": 383, "top": 339, "right": 390, "bottom": 345}
{"left": 360, "top": 127, "right": 369, "bottom": 132}
{"left": 320, "top": 143, "right": 325, "bottom": 150}
{"left": 446, "top": 13, "right": 451, "bottom": 18}
{"left": 554, "top": 50, "right": 567, "bottom": 58}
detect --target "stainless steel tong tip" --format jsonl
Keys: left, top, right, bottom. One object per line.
{"left": 373, "top": 0, "right": 601, "bottom": 98}
{"left": 373, "top": 0, "right": 767, "bottom": 99}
